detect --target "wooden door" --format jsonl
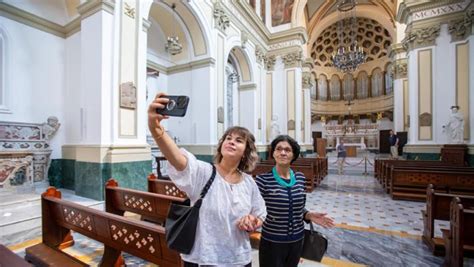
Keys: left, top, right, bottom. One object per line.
{"left": 379, "top": 130, "right": 391, "bottom": 153}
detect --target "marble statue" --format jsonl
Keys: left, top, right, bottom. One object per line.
{"left": 42, "top": 116, "right": 60, "bottom": 140}
{"left": 270, "top": 115, "right": 280, "bottom": 140}
{"left": 442, "top": 106, "right": 464, "bottom": 144}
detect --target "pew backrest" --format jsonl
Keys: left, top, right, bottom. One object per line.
{"left": 39, "top": 187, "right": 182, "bottom": 266}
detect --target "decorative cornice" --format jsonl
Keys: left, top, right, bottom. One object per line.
{"left": 264, "top": 55, "right": 276, "bottom": 71}
{"left": 64, "top": 17, "right": 81, "bottom": 37}
{"left": 167, "top": 58, "right": 216, "bottom": 74}
{"left": 282, "top": 51, "right": 303, "bottom": 68}
{"left": 0, "top": 2, "right": 69, "bottom": 38}
{"left": 77, "top": 0, "right": 114, "bottom": 18}
{"left": 397, "top": 0, "right": 469, "bottom": 24}
{"left": 0, "top": 1, "right": 115, "bottom": 39}
{"left": 146, "top": 60, "right": 168, "bottom": 75}
{"left": 213, "top": 2, "right": 230, "bottom": 33}
{"left": 393, "top": 59, "right": 408, "bottom": 80}
{"left": 402, "top": 25, "right": 441, "bottom": 51}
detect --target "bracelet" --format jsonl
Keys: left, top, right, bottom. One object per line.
{"left": 152, "top": 124, "right": 165, "bottom": 141}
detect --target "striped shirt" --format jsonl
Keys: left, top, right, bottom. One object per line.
{"left": 255, "top": 171, "right": 308, "bottom": 243}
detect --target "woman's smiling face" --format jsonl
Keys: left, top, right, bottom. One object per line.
{"left": 221, "top": 132, "right": 247, "bottom": 160}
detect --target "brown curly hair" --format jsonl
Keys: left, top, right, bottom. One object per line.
{"left": 214, "top": 126, "right": 258, "bottom": 172}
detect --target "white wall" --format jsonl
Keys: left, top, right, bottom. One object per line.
{"left": 0, "top": 17, "right": 65, "bottom": 159}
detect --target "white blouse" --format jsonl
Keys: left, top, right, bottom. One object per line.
{"left": 167, "top": 149, "right": 267, "bottom": 266}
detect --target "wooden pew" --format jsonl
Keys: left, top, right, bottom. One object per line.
{"left": 0, "top": 244, "right": 32, "bottom": 267}
{"left": 381, "top": 159, "right": 474, "bottom": 193}
{"left": 25, "top": 187, "right": 182, "bottom": 267}
{"left": 106, "top": 179, "right": 188, "bottom": 226}
{"left": 390, "top": 168, "right": 474, "bottom": 201}
{"left": 422, "top": 184, "right": 474, "bottom": 255}
{"left": 148, "top": 173, "right": 187, "bottom": 199}
{"left": 441, "top": 198, "right": 474, "bottom": 267}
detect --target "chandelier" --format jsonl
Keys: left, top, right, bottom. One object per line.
{"left": 165, "top": 4, "right": 183, "bottom": 56}
{"left": 331, "top": 0, "right": 366, "bottom": 73}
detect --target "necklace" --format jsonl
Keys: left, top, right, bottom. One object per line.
{"left": 272, "top": 167, "right": 296, "bottom": 187}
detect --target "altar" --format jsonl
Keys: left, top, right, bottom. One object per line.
{"left": 323, "top": 123, "right": 379, "bottom": 151}
{"left": 342, "top": 143, "right": 367, "bottom": 157}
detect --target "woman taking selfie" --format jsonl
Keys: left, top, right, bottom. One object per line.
{"left": 148, "top": 93, "right": 266, "bottom": 267}
{"left": 256, "top": 135, "right": 334, "bottom": 267}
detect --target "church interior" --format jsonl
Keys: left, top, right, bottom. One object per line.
{"left": 1, "top": 0, "right": 474, "bottom": 266}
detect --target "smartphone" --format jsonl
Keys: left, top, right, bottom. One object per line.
{"left": 156, "top": 95, "right": 190, "bottom": 117}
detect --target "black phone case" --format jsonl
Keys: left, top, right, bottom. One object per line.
{"left": 156, "top": 95, "right": 190, "bottom": 117}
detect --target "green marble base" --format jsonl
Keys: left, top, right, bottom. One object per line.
{"left": 49, "top": 159, "right": 152, "bottom": 200}
{"left": 468, "top": 154, "right": 474, "bottom": 167}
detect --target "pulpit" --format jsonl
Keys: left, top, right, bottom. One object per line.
{"left": 316, "top": 138, "right": 327, "bottom": 157}
{"left": 441, "top": 144, "right": 468, "bottom": 166}
{"left": 346, "top": 146, "right": 357, "bottom": 157}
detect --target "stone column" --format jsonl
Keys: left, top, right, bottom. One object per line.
{"left": 281, "top": 51, "right": 303, "bottom": 142}
{"left": 389, "top": 44, "right": 407, "bottom": 133}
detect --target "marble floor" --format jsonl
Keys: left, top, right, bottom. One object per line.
{"left": 3, "top": 156, "right": 474, "bottom": 266}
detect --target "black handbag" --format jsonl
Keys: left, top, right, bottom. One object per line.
{"left": 301, "top": 222, "right": 328, "bottom": 262}
{"left": 165, "top": 164, "right": 216, "bottom": 254}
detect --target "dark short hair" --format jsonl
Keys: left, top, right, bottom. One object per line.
{"left": 270, "top": 135, "right": 300, "bottom": 163}
{"left": 214, "top": 126, "right": 258, "bottom": 172}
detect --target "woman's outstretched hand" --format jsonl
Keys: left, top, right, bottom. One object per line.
{"left": 307, "top": 212, "right": 335, "bottom": 228}
{"left": 148, "top": 93, "right": 170, "bottom": 136}
{"left": 237, "top": 214, "right": 263, "bottom": 232}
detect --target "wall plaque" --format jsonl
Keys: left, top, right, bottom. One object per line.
{"left": 419, "top": 112, "right": 432, "bottom": 127}
{"left": 287, "top": 120, "right": 295, "bottom": 130}
{"left": 120, "top": 82, "right": 137, "bottom": 109}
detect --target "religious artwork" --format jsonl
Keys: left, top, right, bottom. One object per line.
{"left": 261, "top": 0, "right": 266, "bottom": 23}
{"left": 120, "top": 82, "right": 137, "bottom": 109}
{"left": 0, "top": 125, "right": 41, "bottom": 141}
{"left": 287, "top": 119, "right": 295, "bottom": 130}
{"left": 419, "top": 112, "right": 432, "bottom": 127}
{"left": 443, "top": 106, "right": 464, "bottom": 144}
{"left": 42, "top": 116, "right": 60, "bottom": 140}
{"left": 271, "top": 0, "right": 294, "bottom": 26}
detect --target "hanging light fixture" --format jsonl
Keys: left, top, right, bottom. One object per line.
{"left": 165, "top": 3, "right": 183, "bottom": 56}
{"left": 330, "top": 0, "right": 366, "bottom": 73}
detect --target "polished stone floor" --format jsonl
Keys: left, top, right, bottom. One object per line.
{"left": 4, "top": 156, "right": 474, "bottom": 266}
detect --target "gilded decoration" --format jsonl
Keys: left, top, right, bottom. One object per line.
{"left": 264, "top": 55, "right": 276, "bottom": 71}
{"left": 402, "top": 26, "right": 440, "bottom": 51}
{"left": 448, "top": 9, "right": 473, "bottom": 41}
{"left": 124, "top": 2, "right": 135, "bottom": 19}
{"left": 213, "top": 3, "right": 230, "bottom": 32}
{"left": 419, "top": 112, "right": 432, "bottom": 127}
{"left": 282, "top": 51, "right": 303, "bottom": 68}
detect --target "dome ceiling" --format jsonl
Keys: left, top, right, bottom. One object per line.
{"left": 310, "top": 17, "right": 392, "bottom": 68}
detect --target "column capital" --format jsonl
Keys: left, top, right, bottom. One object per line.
{"left": 282, "top": 51, "right": 303, "bottom": 69}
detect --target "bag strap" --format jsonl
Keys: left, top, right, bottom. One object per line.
{"left": 199, "top": 163, "right": 217, "bottom": 199}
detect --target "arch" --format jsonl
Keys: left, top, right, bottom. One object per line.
{"left": 147, "top": 1, "right": 210, "bottom": 59}
{"left": 225, "top": 45, "right": 253, "bottom": 83}
{"left": 307, "top": 5, "right": 395, "bottom": 56}
{"left": 329, "top": 74, "right": 340, "bottom": 101}
{"left": 356, "top": 71, "right": 368, "bottom": 99}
